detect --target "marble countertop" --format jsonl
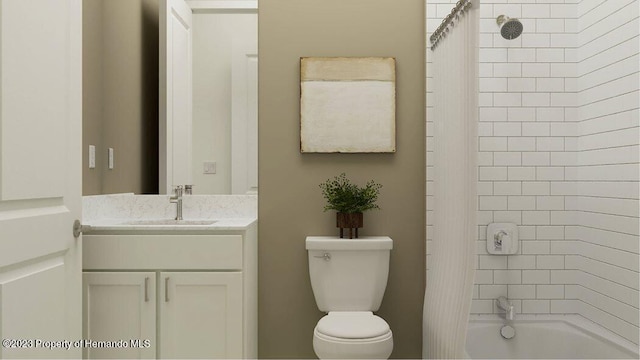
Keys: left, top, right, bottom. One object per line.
{"left": 83, "top": 217, "right": 256, "bottom": 232}
{"left": 82, "top": 194, "right": 257, "bottom": 233}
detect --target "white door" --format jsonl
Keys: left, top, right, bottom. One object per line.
{"left": 231, "top": 32, "right": 258, "bottom": 195}
{"left": 159, "top": 272, "right": 243, "bottom": 359}
{"left": 0, "top": 0, "right": 82, "bottom": 358}
{"left": 83, "top": 272, "right": 156, "bottom": 359}
{"left": 160, "top": 0, "right": 193, "bottom": 194}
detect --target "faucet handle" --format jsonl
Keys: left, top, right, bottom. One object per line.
{"left": 184, "top": 185, "right": 193, "bottom": 195}
{"left": 172, "top": 185, "right": 183, "bottom": 196}
{"left": 494, "top": 230, "right": 509, "bottom": 250}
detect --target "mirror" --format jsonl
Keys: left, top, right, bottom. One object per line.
{"left": 179, "top": 3, "right": 258, "bottom": 195}
{"left": 82, "top": 0, "right": 257, "bottom": 196}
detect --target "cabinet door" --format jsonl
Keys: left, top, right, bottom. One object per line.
{"left": 160, "top": 272, "right": 242, "bottom": 359}
{"left": 83, "top": 272, "right": 156, "bottom": 359}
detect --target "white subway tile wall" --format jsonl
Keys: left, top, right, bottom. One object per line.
{"left": 426, "top": 0, "right": 639, "bottom": 345}
{"left": 575, "top": 0, "right": 639, "bottom": 344}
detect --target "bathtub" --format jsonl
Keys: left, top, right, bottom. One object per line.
{"left": 465, "top": 315, "right": 639, "bottom": 359}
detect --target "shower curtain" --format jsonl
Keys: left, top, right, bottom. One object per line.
{"left": 423, "top": 0, "right": 478, "bottom": 358}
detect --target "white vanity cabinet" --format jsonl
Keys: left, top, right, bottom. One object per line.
{"left": 83, "top": 272, "right": 156, "bottom": 359}
{"left": 159, "top": 271, "right": 243, "bottom": 359}
{"left": 82, "top": 227, "right": 257, "bottom": 360}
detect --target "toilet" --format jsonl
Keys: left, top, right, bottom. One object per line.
{"left": 306, "top": 236, "right": 393, "bottom": 359}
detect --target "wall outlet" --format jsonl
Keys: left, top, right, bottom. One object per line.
{"left": 203, "top": 162, "right": 216, "bottom": 174}
{"left": 89, "top": 145, "right": 96, "bottom": 169}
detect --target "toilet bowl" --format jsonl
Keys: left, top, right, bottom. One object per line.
{"left": 313, "top": 311, "right": 393, "bottom": 359}
{"left": 306, "top": 236, "right": 394, "bottom": 359}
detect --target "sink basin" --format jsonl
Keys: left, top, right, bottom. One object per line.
{"left": 124, "top": 219, "right": 217, "bottom": 226}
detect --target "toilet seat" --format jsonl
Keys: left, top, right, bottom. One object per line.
{"left": 314, "top": 328, "right": 393, "bottom": 344}
{"left": 316, "top": 312, "right": 391, "bottom": 339}
{"left": 312, "top": 312, "right": 393, "bottom": 359}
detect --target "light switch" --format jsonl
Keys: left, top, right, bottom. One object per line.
{"left": 89, "top": 145, "right": 96, "bottom": 169}
{"left": 108, "top": 148, "right": 114, "bottom": 169}
{"left": 203, "top": 162, "right": 216, "bottom": 174}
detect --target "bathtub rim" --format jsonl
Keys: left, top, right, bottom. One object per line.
{"left": 467, "top": 314, "right": 639, "bottom": 358}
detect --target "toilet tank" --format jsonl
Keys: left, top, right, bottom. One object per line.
{"left": 306, "top": 236, "right": 393, "bottom": 312}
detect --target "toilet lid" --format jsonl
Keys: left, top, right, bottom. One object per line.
{"left": 316, "top": 312, "right": 390, "bottom": 339}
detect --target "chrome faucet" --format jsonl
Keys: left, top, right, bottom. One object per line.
{"left": 496, "top": 296, "right": 515, "bottom": 321}
{"left": 170, "top": 185, "right": 184, "bottom": 220}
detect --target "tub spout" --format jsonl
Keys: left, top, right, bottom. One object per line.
{"left": 506, "top": 305, "right": 515, "bottom": 321}
{"left": 496, "top": 296, "right": 515, "bottom": 321}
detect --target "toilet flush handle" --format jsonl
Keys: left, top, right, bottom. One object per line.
{"left": 314, "top": 253, "right": 331, "bottom": 261}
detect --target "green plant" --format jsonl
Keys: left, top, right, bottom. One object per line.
{"left": 319, "top": 173, "right": 382, "bottom": 213}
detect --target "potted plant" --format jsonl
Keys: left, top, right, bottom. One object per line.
{"left": 319, "top": 173, "right": 382, "bottom": 239}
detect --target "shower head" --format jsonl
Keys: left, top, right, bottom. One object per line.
{"left": 496, "top": 15, "right": 523, "bottom": 40}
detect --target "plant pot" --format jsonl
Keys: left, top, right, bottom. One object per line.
{"left": 336, "top": 212, "right": 363, "bottom": 239}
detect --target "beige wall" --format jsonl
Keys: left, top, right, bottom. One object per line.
{"left": 82, "top": 0, "right": 159, "bottom": 195}
{"left": 258, "top": 1, "right": 425, "bottom": 358}
{"left": 83, "top": 0, "right": 104, "bottom": 195}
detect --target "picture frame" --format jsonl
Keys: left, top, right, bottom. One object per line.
{"left": 300, "top": 57, "right": 396, "bottom": 153}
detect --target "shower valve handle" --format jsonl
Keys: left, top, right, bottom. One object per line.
{"left": 494, "top": 230, "right": 509, "bottom": 250}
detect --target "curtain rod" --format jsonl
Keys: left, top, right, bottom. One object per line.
{"left": 429, "top": 0, "right": 473, "bottom": 50}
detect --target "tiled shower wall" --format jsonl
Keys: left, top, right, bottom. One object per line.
{"left": 570, "top": 0, "right": 639, "bottom": 344}
{"left": 426, "top": 0, "right": 639, "bottom": 344}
